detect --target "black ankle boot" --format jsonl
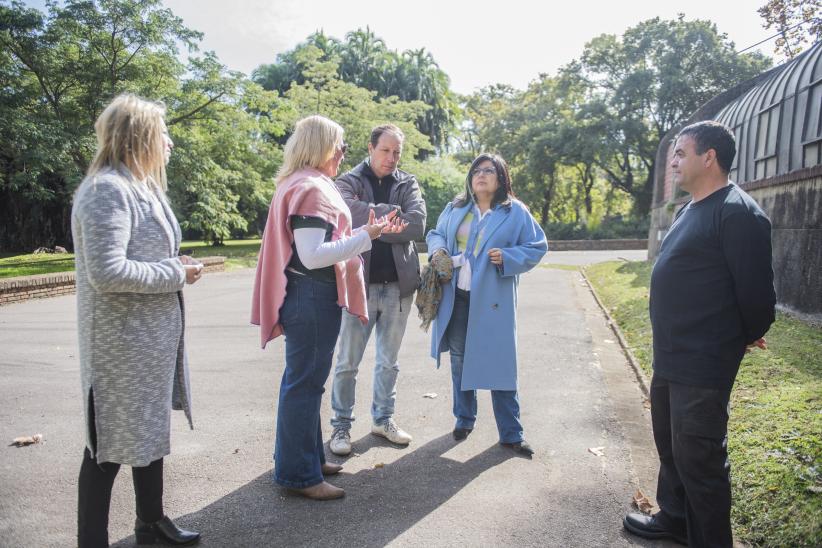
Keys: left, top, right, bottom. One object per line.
{"left": 134, "top": 516, "right": 200, "bottom": 546}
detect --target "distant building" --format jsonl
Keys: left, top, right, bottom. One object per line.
{"left": 649, "top": 40, "right": 822, "bottom": 317}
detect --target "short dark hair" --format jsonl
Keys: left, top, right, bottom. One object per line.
{"left": 369, "top": 124, "right": 404, "bottom": 147}
{"left": 675, "top": 121, "right": 736, "bottom": 174}
{"left": 455, "top": 153, "right": 515, "bottom": 208}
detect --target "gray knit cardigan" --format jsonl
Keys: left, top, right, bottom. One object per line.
{"left": 71, "top": 168, "right": 192, "bottom": 467}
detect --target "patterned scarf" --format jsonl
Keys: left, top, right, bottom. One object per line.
{"left": 414, "top": 250, "right": 454, "bottom": 332}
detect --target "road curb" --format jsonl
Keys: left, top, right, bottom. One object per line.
{"left": 579, "top": 266, "right": 651, "bottom": 397}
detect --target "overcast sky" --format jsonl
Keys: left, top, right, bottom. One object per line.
{"left": 25, "top": 0, "right": 779, "bottom": 94}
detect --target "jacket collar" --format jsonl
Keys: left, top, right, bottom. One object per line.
{"left": 361, "top": 160, "right": 402, "bottom": 186}
{"left": 117, "top": 165, "right": 178, "bottom": 257}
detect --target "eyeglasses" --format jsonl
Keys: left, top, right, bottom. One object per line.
{"left": 472, "top": 167, "right": 496, "bottom": 177}
{"left": 338, "top": 142, "right": 348, "bottom": 155}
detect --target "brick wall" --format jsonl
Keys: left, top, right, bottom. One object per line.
{"left": 0, "top": 256, "right": 226, "bottom": 306}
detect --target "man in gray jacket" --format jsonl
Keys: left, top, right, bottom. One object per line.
{"left": 329, "top": 124, "right": 426, "bottom": 455}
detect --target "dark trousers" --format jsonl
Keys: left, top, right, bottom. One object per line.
{"left": 77, "top": 390, "right": 164, "bottom": 548}
{"left": 651, "top": 374, "right": 733, "bottom": 548}
{"left": 274, "top": 273, "right": 341, "bottom": 488}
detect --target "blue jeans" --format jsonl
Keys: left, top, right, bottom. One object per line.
{"left": 331, "top": 282, "right": 413, "bottom": 429}
{"left": 274, "top": 273, "right": 341, "bottom": 488}
{"left": 445, "top": 288, "right": 524, "bottom": 444}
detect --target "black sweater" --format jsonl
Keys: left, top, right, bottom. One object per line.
{"left": 363, "top": 164, "right": 399, "bottom": 283}
{"left": 650, "top": 183, "right": 776, "bottom": 389}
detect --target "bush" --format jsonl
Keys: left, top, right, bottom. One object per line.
{"left": 543, "top": 216, "right": 649, "bottom": 240}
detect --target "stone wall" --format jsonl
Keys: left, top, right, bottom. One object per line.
{"left": 649, "top": 171, "right": 822, "bottom": 315}
{"left": 0, "top": 256, "right": 226, "bottom": 306}
{"left": 747, "top": 175, "right": 821, "bottom": 316}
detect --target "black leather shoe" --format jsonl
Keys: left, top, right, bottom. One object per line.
{"left": 135, "top": 516, "right": 200, "bottom": 546}
{"left": 501, "top": 440, "right": 534, "bottom": 456}
{"left": 623, "top": 512, "right": 687, "bottom": 544}
{"left": 452, "top": 428, "right": 473, "bottom": 441}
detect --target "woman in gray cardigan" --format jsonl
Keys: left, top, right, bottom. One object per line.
{"left": 72, "top": 94, "right": 202, "bottom": 547}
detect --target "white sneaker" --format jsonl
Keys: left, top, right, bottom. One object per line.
{"left": 371, "top": 418, "right": 412, "bottom": 445}
{"left": 329, "top": 427, "right": 352, "bottom": 456}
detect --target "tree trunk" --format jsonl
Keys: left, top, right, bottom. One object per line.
{"left": 540, "top": 172, "right": 556, "bottom": 225}
{"left": 634, "top": 155, "right": 656, "bottom": 218}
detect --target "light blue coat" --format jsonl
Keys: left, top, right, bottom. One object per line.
{"left": 426, "top": 199, "right": 547, "bottom": 391}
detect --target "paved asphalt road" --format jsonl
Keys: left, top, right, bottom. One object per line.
{"left": 1, "top": 250, "right": 679, "bottom": 547}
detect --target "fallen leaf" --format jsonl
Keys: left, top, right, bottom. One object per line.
{"left": 422, "top": 392, "right": 438, "bottom": 399}
{"left": 588, "top": 446, "right": 605, "bottom": 457}
{"left": 642, "top": 398, "right": 651, "bottom": 410}
{"left": 10, "top": 434, "right": 43, "bottom": 447}
{"left": 374, "top": 462, "right": 384, "bottom": 469}
{"left": 233, "top": 448, "right": 240, "bottom": 454}
{"left": 632, "top": 490, "right": 654, "bottom": 514}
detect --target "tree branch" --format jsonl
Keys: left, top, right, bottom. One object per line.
{"left": 167, "top": 92, "right": 227, "bottom": 125}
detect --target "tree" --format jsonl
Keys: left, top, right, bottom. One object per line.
{"left": 253, "top": 27, "right": 460, "bottom": 153}
{"left": 0, "top": 0, "right": 198, "bottom": 250}
{"left": 577, "top": 16, "right": 771, "bottom": 215}
{"left": 759, "top": 0, "right": 822, "bottom": 59}
{"left": 283, "top": 46, "right": 432, "bottom": 170}
{"left": 0, "top": 0, "right": 286, "bottom": 249}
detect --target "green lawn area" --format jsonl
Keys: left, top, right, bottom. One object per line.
{"left": 180, "top": 239, "right": 261, "bottom": 271}
{"left": 0, "top": 240, "right": 263, "bottom": 278}
{"left": 585, "top": 260, "right": 822, "bottom": 547}
{"left": 0, "top": 252, "right": 76, "bottom": 278}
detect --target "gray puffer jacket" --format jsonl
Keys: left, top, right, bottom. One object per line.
{"left": 335, "top": 160, "right": 426, "bottom": 298}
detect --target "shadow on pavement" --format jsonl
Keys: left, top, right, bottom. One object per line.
{"left": 110, "top": 433, "right": 514, "bottom": 547}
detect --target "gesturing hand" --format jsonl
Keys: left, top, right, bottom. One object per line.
{"left": 379, "top": 209, "right": 409, "bottom": 234}
{"left": 363, "top": 209, "right": 390, "bottom": 240}
{"left": 364, "top": 209, "right": 408, "bottom": 239}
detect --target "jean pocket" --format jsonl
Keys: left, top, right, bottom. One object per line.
{"left": 278, "top": 286, "right": 301, "bottom": 326}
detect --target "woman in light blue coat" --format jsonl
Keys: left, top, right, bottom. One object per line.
{"left": 426, "top": 153, "right": 547, "bottom": 455}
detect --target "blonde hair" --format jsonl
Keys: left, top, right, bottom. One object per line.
{"left": 87, "top": 94, "right": 169, "bottom": 191}
{"left": 276, "top": 115, "right": 344, "bottom": 183}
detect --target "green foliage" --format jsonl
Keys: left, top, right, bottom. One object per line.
{"left": 0, "top": 0, "right": 288, "bottom": 249}
{"left": 462, "top": 16, "right": 772, "bottom": 225}
{"left": 0, "top": 0, "right": 196, "bottom": 250}
{"left": 585, "top": 260, "right": 822, "bottom": 546}
{"left": 405, "top": 155, "right": 466, "bottom": 231}
{"left": 759, "top": 0, "right": 822, "bottom": 59}
{"left": 283, "top": 46, "right": 432, "bottom": 170}
{"left": 252, "top": 27, "right": 460, "bottom": 153}
{"left": 543, "top": 216, "right": 650, "bottom": 240}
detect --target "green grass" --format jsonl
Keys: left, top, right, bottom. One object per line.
{"left": 0, "top": 253, "right": 76, "bottom": 278}
{"left": 0, "top": 239, "right": 263, "bottom": 277}
{"left": 180, "top": 239, "right": 261, "bottom": 271}
{"left": 539, "top": 263, "right": 582, "bottom": 271}
{"left": 585, "top": 260, "right": 822, "bottom": 547}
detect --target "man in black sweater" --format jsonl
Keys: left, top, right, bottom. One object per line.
{"left": 623, "top": 121, "right": 776, "bottom": 547}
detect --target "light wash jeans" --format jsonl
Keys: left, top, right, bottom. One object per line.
{"left": 331, "top": 282, "right": 412, "bottom": 429}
